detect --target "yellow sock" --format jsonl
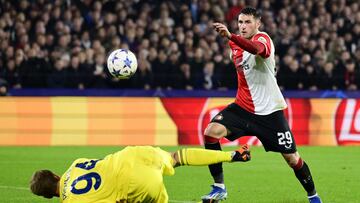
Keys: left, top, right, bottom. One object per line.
{"left": 177, "top": 148, "right": 232, "bottom": 166}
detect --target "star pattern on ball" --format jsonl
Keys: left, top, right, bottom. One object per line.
{"left": 111, "top": 55, "right": 119, "bottom": 64}
{"left": 124, "top": 57, "right": 132, "bottom": 68}
{"left": 119, "top": 49, "right": 128, "bottom": 54}
{"left": 111, "top": 69, "right": 121, "bottom": 77}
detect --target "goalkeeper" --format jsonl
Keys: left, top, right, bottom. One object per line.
{"left": 30, "top": 145, "right": 250, "bottom": 203}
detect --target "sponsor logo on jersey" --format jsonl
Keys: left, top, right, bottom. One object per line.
{"left": 235, "top": 57, "right": 250, "bottom": 72}
{"left": 241, "top": 58, "right": 251, "bottom": 70}
{"left": 62, "top": 169, "right": 72, "bottom": 200}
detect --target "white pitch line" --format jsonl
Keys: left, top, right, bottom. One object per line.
{"left": 169, "top": 200, "right": 199, "bottom": 203}
{"left": 0, "top": 185, "right": 28, "bottom": 191}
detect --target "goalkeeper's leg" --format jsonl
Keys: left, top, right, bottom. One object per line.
{"left": 171, "top": 144, "right": 250, "bottom": 167}
{"left": 168, "top": 144, "right": 250, "bottom": 202}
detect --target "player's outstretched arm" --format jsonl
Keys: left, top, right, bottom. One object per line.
{"left": 170, "top": 144, "right": 251, "bottom": 167}
{"left": 213, "top": 22, "right": 231, "bottom": 38}
{"left": 229, "top": 33, "right": 267, "bottom": 57}
{"left": 213, "top": 22, "right": 267, "bottom": 57}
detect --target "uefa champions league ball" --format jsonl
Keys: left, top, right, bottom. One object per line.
{"left": 107, "top": 49, "right": 138, "bottom": 79}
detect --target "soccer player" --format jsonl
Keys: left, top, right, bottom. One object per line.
{"left": 30, "top": 145, "right": 250, "bottom": 203}
{"left": 201, "top": 7, "right": 322, "bottom": 203}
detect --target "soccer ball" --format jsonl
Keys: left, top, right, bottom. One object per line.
{"left": 107, "top": 49, "right": 138, "bottom": 79}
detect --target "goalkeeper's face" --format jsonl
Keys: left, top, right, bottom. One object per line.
{"left": 238, "top": 14, "right": 261, "bottom": 39}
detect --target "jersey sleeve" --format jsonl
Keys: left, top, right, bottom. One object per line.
{"left": 228, "top": 40, "right": 238, "bottom": 50}
{"left": 253, "top": 33, "right": 271, "bottom": 58}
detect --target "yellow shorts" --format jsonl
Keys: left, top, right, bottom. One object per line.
{"left": 121, "top": 146, "right": 175, "bottom": 203}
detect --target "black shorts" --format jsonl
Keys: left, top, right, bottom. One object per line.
{"left": 211, "top": 103, "right": 297, "bottom": 153}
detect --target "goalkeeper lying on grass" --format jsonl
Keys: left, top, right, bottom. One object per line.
{"left": 30, "top": 145, "right": 250, "bottom": 203}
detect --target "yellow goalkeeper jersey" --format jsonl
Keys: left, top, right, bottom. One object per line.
{"left": 59, "top": 146, "right": 175, "bottom": 203}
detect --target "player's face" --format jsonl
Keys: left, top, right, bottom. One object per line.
{"left": 238, "top": 14, "right": 260, "bottom": 39}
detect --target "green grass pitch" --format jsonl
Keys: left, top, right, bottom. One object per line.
{"left": 0, "top": 146, "right": 359, "bottom": 203}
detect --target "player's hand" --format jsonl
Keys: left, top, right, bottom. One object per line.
{"left": 213, "top": 23, "right": 231, "bottom": 39}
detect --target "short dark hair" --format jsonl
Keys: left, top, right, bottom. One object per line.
{"left": 30, "top": 170, "right": 59, "bottom": 199}
{"left": 240, "top": 7, "right": 262, "bottom": 19}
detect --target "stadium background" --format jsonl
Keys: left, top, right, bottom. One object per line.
{"left": 1, "top": 96, "right": 360, "bottom": 146}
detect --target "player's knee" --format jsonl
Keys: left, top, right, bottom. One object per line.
{"left": 282, "top": 152, "right": 300, "bottom": 168}
{"left": 288, "top": 159, "right": 298, "bottom": 168}
{"left": 204, "top": 123, "right": 227, "bottom": 140}
{"left": 204, "top": 135, "right": 219, "bottom": 143}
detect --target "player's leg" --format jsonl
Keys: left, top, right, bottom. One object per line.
{"left": 282, "top": 152, "right": 322, "bottom": 203}
{"left": 204, "top": 122, "right": 227, "bottom": 181}
{"left": 152, "top": 146, "right": 250, "bottom": 203}
{"left": 252, "top": 110, "right": 321, "bottom": 203}
{"left": 202, "top": 103, "right": 250, "bottom": 201}
{"left": 154, "top": 183, "right": 169, "bottom": 203}
{"left": 126, "top": 147, "right": 170, "bottom": 203}
{"left": 126, "top": 165, "right": 167, "bottom": 202}
{"left": 171, "top": 144, "right": 250, "bottom": 167}
{"left": 201, "top": 122, "right": 228, "bottom": 201}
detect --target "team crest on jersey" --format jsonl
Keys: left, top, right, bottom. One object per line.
{"left": 213, "top": 114, "right": 223, "bottom": 121}
{"left": 257, "top": 36, "right": 267, "bottom": 43}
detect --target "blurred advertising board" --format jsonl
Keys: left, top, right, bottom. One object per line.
{"left": 160, "top": 98, "right": 359, "bottom": 146}
{"left": 0, "top": 97, "right": 359, "bottom": 146}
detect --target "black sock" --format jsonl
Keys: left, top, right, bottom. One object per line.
{"left": 205, "top": 142, "right": 224, "bottom": 183}
{"left": 294, "top": 161, "right": 316, "bottom": 196}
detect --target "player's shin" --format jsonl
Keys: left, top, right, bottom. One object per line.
{"left": 293, "top": 158, "right": 316, "bottom": 196}
{"left": 176, "top": 148, "right": 233, "bottom": 166}
{"left": 204, "top": 136, "right": 224, "bottom": 184}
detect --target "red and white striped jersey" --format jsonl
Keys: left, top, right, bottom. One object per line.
{"left": 229, "top": 31, "right": 287, "bottom": 115}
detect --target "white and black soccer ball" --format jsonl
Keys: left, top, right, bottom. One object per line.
{"left": 107, "top": 49, "right": 138, "bottom": 79}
